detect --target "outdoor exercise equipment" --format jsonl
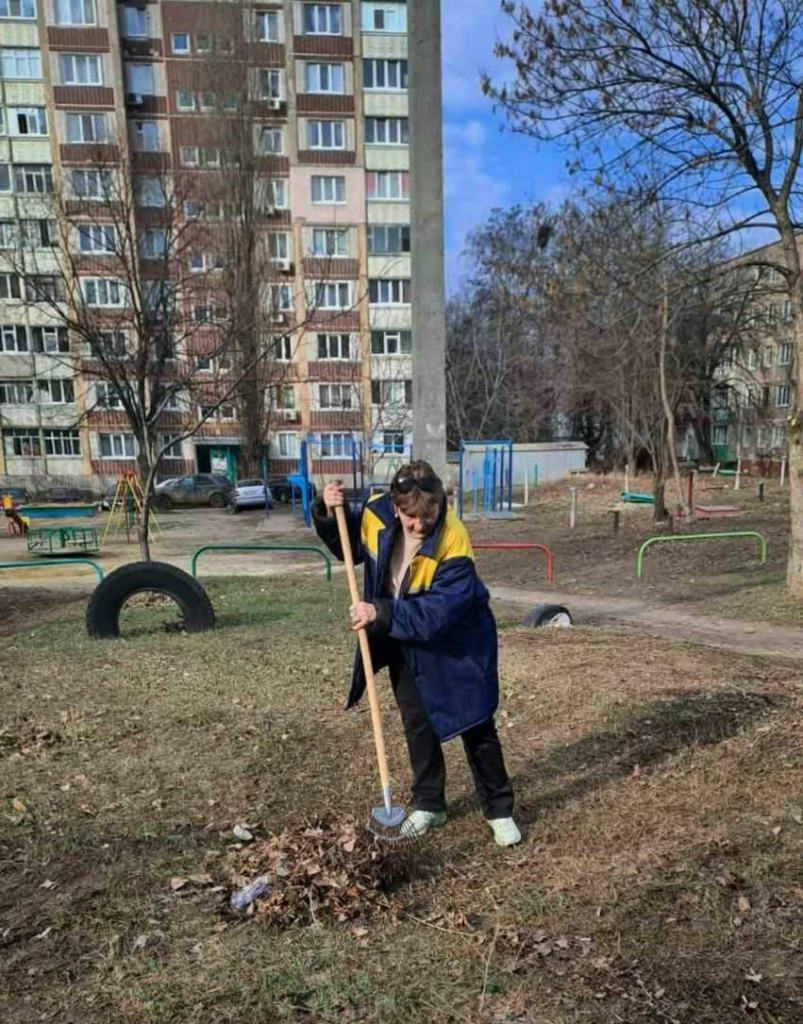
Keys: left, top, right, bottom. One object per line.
{"left": 472, "top": 541, "right": 556, "bottom": 583}
{"left": 27, "top": 525, "right": 100, "bottom": 556}
{"left": 457, "top": 439, "right": 514, "bottom": 519}
{"left": 621, "top": 491, "right": 655, "bottom": 504}
{"left": 86, "top": 561, "right": 214, "bottom": 638}
{"left": 190, "top": 544, "right": 333, "bottom": 581}
{"left": 0, "top": 558, "right": 104, "bottom": 583}
{"left": 635, "top": 531, "right": 768, "bottom": 579}
{"left": 334, "top": 504, "right": 408, "bottom": 841}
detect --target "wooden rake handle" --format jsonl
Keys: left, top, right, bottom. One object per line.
{"left": 334, "top": 504, "right": 393, "bottom": 797}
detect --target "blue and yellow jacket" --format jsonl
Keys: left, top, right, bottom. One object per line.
{"left": 313, "top": 492, "right": 499, "bottom": 742}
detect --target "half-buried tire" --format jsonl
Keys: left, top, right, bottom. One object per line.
{"left": 523, "top": 604, "right": 573, "bottom": 628}
{"left": 86, "top": 561, "right": 216, "bottom": 639}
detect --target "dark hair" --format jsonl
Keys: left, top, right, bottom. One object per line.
{"left": 390, "top": 461, "right": 445, "bottom": 518}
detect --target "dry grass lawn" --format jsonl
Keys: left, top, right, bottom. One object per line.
{"left": 1, "top": 576, "right": 802, "bottom": 1023}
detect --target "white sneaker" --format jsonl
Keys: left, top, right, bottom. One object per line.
{"left": 487, "top": 817, "right": 522, "bottom": 847}
{"left": 400, "top": 810, "right": 447, "bottom": 838}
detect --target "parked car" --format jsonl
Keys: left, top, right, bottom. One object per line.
{"left": 267, "top": 475, "right": 317, "bottom": 504}
{"left": 231, "top": 479, "right": 273, "bottom": 513}
{"left": 151, "top": 474, "right": 233, "bottom": 510}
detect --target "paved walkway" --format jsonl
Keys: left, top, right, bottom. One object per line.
{"left": 491, "top": 585, "right": 803, "bottom": 661}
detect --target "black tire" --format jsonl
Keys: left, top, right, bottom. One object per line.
{"left": 209, "top": 491, "right": 227, "bottom": 508}
{"left": 273, "top": 485, "right": 290, "bottom": 504}
{"left": 152, "top": 493, "right": 171, "bottom": 511}
{"left": 523, "top": 604, "right": 574, "bottom": 628}
{"left": 86, "top": 561, "right": 216, "bottom": 639}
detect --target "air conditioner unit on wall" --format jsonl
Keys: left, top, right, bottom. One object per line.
{"left": 268, "top": 98, "right": 282, "bottom": 111}
{"left": 276, "top": 258, "right": 293, "bottom": 273}
{"left": 271, "top": 312, "right": 287, "bottom": 324}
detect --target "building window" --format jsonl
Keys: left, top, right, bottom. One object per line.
{"left": 316, "top": 333, "right": 350, "bottom": 360}
{"left": 66, "top": 112, "right": 107, "bottom": 144}
{"left": 0, "top": 380, "right": 35, "bottom": 404}
{"left": 310, "top": 227, "right": 349, "bottom": 257}
{"left": 1, "top": 48, "right": 42, "bottom": 79}
{"left": 0, "top": 221, "right": 15, "bottom": 248}
{"left": 269, "top": 232, "right": 290, "bottom": 261}
{"left": 367, "top": 224, "right": 410, "bottom": 254}
{"left": 126, "top": 63, "right": 155, "bottom": 95}
{"left": 757, "top": 426, "right": 770, "bottom": 449}
{"left": 32, "top": 326, "right": 68, "bottom": 352}
{"left": 276, "top": 384, "right": 296, "bottom": 410}
{"left": 0, "top": 0, "right": 37, "bottom": 18}
{"left": 81, "top": 277, "right": 124, "bottom": 307}
{"left": 369, "top": 278, "right": 410, "bottom": 305}
{"left": 260, "top": 127, "right": 284, "bottom": 154}
{"left": 0, "top": 324, "right": 28, "bottom": 352}
{"left": 132, "top": 120, "right": 159, "bottom": 151}
{"left": 10, "top": 107, "right": 47, "bottom": 136}
{"left": 28, "top": 276, "right": 65, "bottom": 302}
{"left": 712, "top": 424, "right": 728, "bottom": 446}
{"left": 270, "top": 179, "right": 288, "bottom": 208}
{"left": 180, "top": 146, "right": 199, "bottom": 167}
{"left": 72, "top": 168, "right": 111, "bottom": 199}
{"left": 78, "top": 223, "right": 115, "bottom": 253}
{"left": 371, "top": 329, "right": 411, "bottom": 355}
{"left": 121, "top": 4, "right": 148, "bottom": 37}
{"left": 136, "top": 176, "right": 167, "bottom": 207}
{"left": 171, "top": 33, "right": 190, "bottom": 55}
{"left": 747, "top": 349, "right": 757, "bottom": 370}
{"left": 365, "top": 116, "right": 408, "bottom": 145}
{"left": 310, "top": 281, "right": 352, "bottom": 310}
{"left": 763, "top": 347, "right": 774, "bottom": 368}
{"left": 100, "top": 433, "right": 136, "bottom": 459}
{"left": 54, "top": 0, "right": 95, "bottom": 26}
{"left": 256, "top": 10, "right": 280, "bottom": 41}
{"left": 258, "top": 68, "right": 283, "bottom": 100}
{"left": 371, "top": 379, "right": 412, "bottom": 407}
{"left": 780, "top": 342, "right": 793, "bottom": 366}
{"left": 59, "top": 53, "right": 102, "bottom": 85}
{"left": 311, "top": 175, "right": 345, "bottom": 203}
{"left": 363, "top": 59, "right": 408, "bottom": 90}
{"left": 0, "top": 273, "right": 22, "bottom": 299}
{"left": 273, "top": 335, "right": 293, "bottom": 361}
{"left": 3, "top": 427, "right": 42, "bottom": 457}
{"left": 38, "top": 378, "right": 75, "bottom": 404}
{"left": 176, "top": 90, "right": 196, "bottom": 111}
{"left": 383, "top": 430, "right": 405, "bottom": 453}
{"left": 140, "top": 228, "right": 166, "bottom": 258}
{"left": 303, "top": 3, "right": 342, "bottom": 35}
{"left": 772, "top": 426, "right": 787, "bottom": 448}
{"left": 318, "top": 383, "right": 353, "bottom": 409}
{"left": 0, "top": 164, "right": 9, "bottom": 192}
{"left": 776, "top": 384, "right": 791, "bottom": 407}
{"left": 278, "top": 432, "right": 299, "bottom": 458}
{"left": 362, "top": 2, "right": 407, "bottom": 33}
{"left": 366, "top": 170, "right": 409, "bottom": 200}
{"left": 305, "top": 62, "right": 345, "bottom": 93}
{"left": 45, "top": 429, "right": 81, "bottom": 456}
{"left": 271, "top": 284, "right": 293, "bottom": 312}
{"left": 159, "top": 435, "right": 183, "bottom": 460}
{"left": 319, "top": 432, "right": 351, "bottom": 458}
{"left": 21, "top": 219, "right": 57, "bottom": 249}
{"left": 95, "top": 382, "right": 124, "bottom": 409}
{"left": 307, "top": 119, "right": 345, "bottom": 149}
{"left": 13, "top": 165, "right": 53, "bottom": 193}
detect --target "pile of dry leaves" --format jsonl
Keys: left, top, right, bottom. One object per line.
{"left": 225, "top": 817, "right": 413, "bottom": 927}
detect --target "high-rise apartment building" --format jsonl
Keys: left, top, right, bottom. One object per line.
{"left": 0, "top": 0, "right": 428, "bottom": 489}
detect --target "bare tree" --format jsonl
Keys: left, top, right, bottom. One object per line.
{"left": 489, "top": 0, "right": 803, "bottom": 584}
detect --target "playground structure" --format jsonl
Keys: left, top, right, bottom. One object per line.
{"left": 636, "top": 530, "right": 768, "bottom": 579}
{"left": 473, "top": 541, "right": 556, "bottom": 584}
{"left": 191, "top": 544, "right": 333, "bottom": 581}
{"left": 102, "top": 472, "right": 162, "bottom": 545}
{"left": 27, "top": 525, "right": 100, "bottom": 556}
{"left": 457, "top": 439, "right": 515, "bottom": 519}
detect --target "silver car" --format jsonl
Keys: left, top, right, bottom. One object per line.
{"left": 232, "top": 479, "right": 273, "bottom": 512}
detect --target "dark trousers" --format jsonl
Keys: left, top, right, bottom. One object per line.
{"left": 389, "top": 657, "right": 514, "bottom": 819}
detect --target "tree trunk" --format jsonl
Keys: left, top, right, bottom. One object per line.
{"left": 658, "top": 287, "right": 692, "bottom": 520}
{"left": 653, "top": 475, "right": 666, "bottom": 523}
{"left": 136, "top": 450, "right": 152, "bottom": 562}
{"left": 786, "top": 282, "right": 803, "bottom": 592}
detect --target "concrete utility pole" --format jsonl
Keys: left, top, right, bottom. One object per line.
{"left": 409, "top": 0, "right": 447, "bottom": 478}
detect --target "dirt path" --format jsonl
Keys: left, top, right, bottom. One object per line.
{"left": 491, "top": 584, "right": 803, "bottom": 660}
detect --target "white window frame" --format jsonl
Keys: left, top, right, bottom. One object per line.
{"left": 311, "top": 175, "right": 346, "bottom": 204}
{"left": 140, "top": 228, "right": 166, "bottom": 258}
{"left": 776, "top": 384, "right": 791, "bottom": 408}
{"left": 55, "top": 0, "right": 96, "bottom": 27}
{"left": 78, "top": 223, "right": 115, "bottom": 253}
{"left": 273, "top": 335, "right": 293, "bottom": 361}
{"left": 367, "top": 224, "right": 410, "bottom": 254}
{"left": 256, "top": 10, "right": 280, "bottom": 42}
{"left": 66, "top": 111, "right": 107, "bottom": 144}
{"left": 1, "top": 48, "right": 42, "bottom": 80}
{"left": 317, "top": 382, "right": 353, "bottom": 410}
{"left": 318, "top": 432, "right": 352, "bottom": 459}
{"left": 369, "top": 278, "right": 410, "bottom": 305}
{"left": 365, "top": 116, "right": 408, "bottom": 145}
{"left": 277, "top": 431, "right": 299, "bottom": 458}
{"left": 361, "top": 2, "right": 407, "bottom": 33}
{"left": 95, "top": 382, "right": 124, "bottom": 410}
{"left": 310, "top": 227, "right": 349, "bottom": 258}
{"left": 159, "top": 434, "right": 183, "bottom": 460}
{"left": 171, "top": 33, "right": 190, "bottom": 55}
{"left": 779, "top": 341, "right": 793, "bottom": 366}
{"left": 59, "top": 52, "right": 102, "bottom": 85}
{"left": 37, "top": 378, "right": 75, "bottom": 405}
{"left": 0, "top": 324, "right": 28, "bottom": 352}
{"left": 270, "top": 179, "right": 288, "bottom": 209}
{"left": 258, "top": 67, "right": 283, "bottom": 100}
{"left": 137, "top": 176, "right": 167, "bottom": 207}
{"left": 126, "top": 63, "right": 155, "bottom": 96}
{"left": 10, "top": 107, "right": 47, "bottom": 136}
{"left": 307, "top": 119, "right": 345, "bottom": 150}
{"left": 271, "top": 284, "right": 293, "bottom": 312}
{"left": 260, "top": 126, "right": 284, "bottom": 155}
{"left": 121, "top": 4, "right": 148, "bottom": 38}
{"left": 303, "top": 3, "right": 342, "bottom": 36}
{"left": 176, "top": 90, "right": 196, "bottom": 111}
{"left": 363, "top": 58, "right": 408, "bottom": 90}
{"left": 316, "top": 333, "right": 351, "bottom": 361}
{"left": 371, "top": 329, "right": 412, "bottom": 356}
{"left": 310, "top": 280, "right": 352, "bottom": 310}
{"left": 80, "top": 277, "right": 125, "bottom": 308}
{"left": 305, "top": 62, "right": 345, "bottom": 94}
{"left": 0, "top": 0, "right": 37, "bottom": 19}
{"left": 367, "top": 170, "right": 408, "bottom": 200}
{"left": 269, "top": 232, "right": 290, "bottom": 261}
{"left": 99, "top": 432, "right": 136, "bottom": 459}
{"left": 72, "top": 168, "right": 111, "bottom": 199}
{"left": 132, "top": 120, "right": 160, "bottom": 152}
{"left": 772, "top": 426, "right": 787, "bottom": 448}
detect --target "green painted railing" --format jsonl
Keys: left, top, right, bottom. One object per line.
{"left": 190, "top": 545, "right": 333, "bottom": 581}
{"left": 0, "top": 558, "right": 104, "bottom": 582}
{"left": 636, "top": 531, "right": 768, "bottom": 579}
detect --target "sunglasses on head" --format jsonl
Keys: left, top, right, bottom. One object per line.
{"left": 392, "top": 474, "right": 439, "bottom": 495}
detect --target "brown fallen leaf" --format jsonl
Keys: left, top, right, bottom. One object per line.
{"left": 170, "top": 877, "right": 188, "bottom": 891}
{"left": 188, "top": 873, "right": 214, "bottom": 886}
{"left": 745, "top": 970, "right": 763, "bottom": 984}
{"left": 738, "top": 895, "right": 752, "bottom": 913}
{"left": 12, "top": 798, "right": 27, "bottom": 815}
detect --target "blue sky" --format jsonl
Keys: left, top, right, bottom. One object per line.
{"left": 441, "top": 0, "right": 571, "bottom": 291}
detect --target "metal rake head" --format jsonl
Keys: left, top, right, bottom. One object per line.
{"left": 369, "top": 802, "right": 412, "bottom": 844}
